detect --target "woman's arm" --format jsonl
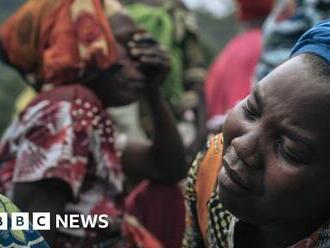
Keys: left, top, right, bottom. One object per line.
{"left": 122, "top": 33, "right": 187, "bottom": 183}
{"left": 122, "top": 89, "right": 187, "bottom": 183}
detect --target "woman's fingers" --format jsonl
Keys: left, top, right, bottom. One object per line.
{"left": 130, "top": 47, "right": 168, "bottom": 60}
{"left": 128, "top": 31, "right": 171, "bottom": 86}
{"left": 129, "top": 41, "right": 170, "bottom": 64}
{"left": 132, "top": 32, "right": 158, "bottom": 46}
{"left": 139, "top": 56, "right": 169, "bottom": 67}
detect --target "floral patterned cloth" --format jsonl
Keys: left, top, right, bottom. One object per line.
{"left": 183, "top": 134, "right": 330, "bottom": 248}
{"left": 0, "top": 84, "right": 124, "bottom": 247}
{"left": 0, "top": 0, "right": 165, "bottom": 247}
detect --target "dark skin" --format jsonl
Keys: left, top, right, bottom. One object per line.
{"left": 120, "top": 0, "right": 208, "bottom": 163}
{"left": 219, "top": 54, "right": 330, "bottom": 247}
{"left": 95, "top": 14, "right": 187, "bottom": 182}
{"left": 12, "top": 14, "right": 186, "bottom": 246}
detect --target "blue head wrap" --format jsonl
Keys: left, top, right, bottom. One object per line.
{"left": 291, "top": 20, "right": 330, "bottom": 63}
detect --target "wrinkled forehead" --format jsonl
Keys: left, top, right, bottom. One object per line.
{"left": 257, "top": 55, "right": 330, "bottom": 138}
{"left": 259, "top": 56, "right": 316, "bottom": 100}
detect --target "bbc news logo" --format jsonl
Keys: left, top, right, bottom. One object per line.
{"left": 0, "top": 213, "right": 110, "bottom": 230}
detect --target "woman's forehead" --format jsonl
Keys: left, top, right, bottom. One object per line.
{"left": 258, "top": 56, "right": 329, "bottom": 100}
{"left": 253, "top": 57, "right": 330, "bottom": 141}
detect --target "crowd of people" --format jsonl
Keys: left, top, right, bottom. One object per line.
{"left": 1, "top": 0, "right": 330, "bottom": 247}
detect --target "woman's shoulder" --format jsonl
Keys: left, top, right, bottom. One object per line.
{"left": 16, "top": 85, "right": 104, "bottom": 125}
{"left": 29, "top": 85, "right": 102, "bottom": 108}
{"left": 184, "top": 133, "right": 236, "bottom": 247}
{"left": 6, "top": 84, "right": 106, "bottom": 142}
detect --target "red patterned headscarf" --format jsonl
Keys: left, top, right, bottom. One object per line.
{"left": 236, "top": 0, "right": 274, "bottom": 21}
{"left": 0, "top": 0, "right": 119, "bottom": 89}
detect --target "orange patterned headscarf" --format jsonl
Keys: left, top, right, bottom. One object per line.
{"left": 0, "top": 0, "right": 119, "bottom": 89}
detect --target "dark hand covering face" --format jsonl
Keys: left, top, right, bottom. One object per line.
{"left": 291, "top": 20, "right": 330, "bottom": 63}
{"left": 0, "top": 1, "right": 165, "bottom": 247}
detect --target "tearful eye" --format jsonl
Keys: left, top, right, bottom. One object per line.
{"left": 243, "top": 99, "right": 260, "bottom": 121}
{"left": 274, "top": 139, "right": 308, "bottom": 166}
{"left": 280, "top": 144, "right": 301, "bottom": 165}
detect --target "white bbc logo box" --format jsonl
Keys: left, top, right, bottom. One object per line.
{"left": 0, "top": 212, "right": 50, "bottom": 230}
{"left": 0, "top": 213, "right": 110, "bottom": 230}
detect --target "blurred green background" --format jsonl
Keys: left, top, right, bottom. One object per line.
{"left": 0, "top": 0, "right": 238, "bottom": 133}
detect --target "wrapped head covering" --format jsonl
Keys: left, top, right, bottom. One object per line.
{"left": 291, "top": 20, "right": 330, "bottom": 63}
{"left": 236, "top": 0, "right": 274, "bottom": 21}
{"left": 0, "top": 0, "right": 120, "bottom": 89}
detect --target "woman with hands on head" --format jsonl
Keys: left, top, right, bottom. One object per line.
{"left": 0, "top": 0, "right": 186, "bottom": 247}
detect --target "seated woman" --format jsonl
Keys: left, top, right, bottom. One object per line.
{"left": 0, "top": 0, "right": 186, "bottom": 247}
{"left": 183, "top": 20, "right": 330, "bottom": 247}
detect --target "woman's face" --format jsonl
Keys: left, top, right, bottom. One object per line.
{"left": 220, "top": 55, "right": 330, "bottom": 226}
{"left": 92, "top": 41, "right": 146, "bottom": 107}
{"left": 89, "top": 14, "right": 146, "bottom": 107}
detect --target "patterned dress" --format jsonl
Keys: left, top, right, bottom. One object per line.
{"left": 0, "top": 85, "right": 124, "bottom": 247}
{"left": 183, "top": 135, "right": 330, "bottom": 248}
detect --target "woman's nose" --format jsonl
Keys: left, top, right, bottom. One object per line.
{"left": 231, "top": 131, "right": 263, "bottom": 170}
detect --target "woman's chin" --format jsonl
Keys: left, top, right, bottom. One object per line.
{"left": 218, "top": 179, "right": 261, "bottom": 225}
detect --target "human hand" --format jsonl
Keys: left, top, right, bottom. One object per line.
{"left": 128, "top": 32, "right": 170, "bottom": 92}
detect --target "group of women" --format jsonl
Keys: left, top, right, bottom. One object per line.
{"left": 3, "top": 0, "right": 330, "bottom": 247}
{"left": 0, "top": 0, "right": 186, "bottom": 247}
